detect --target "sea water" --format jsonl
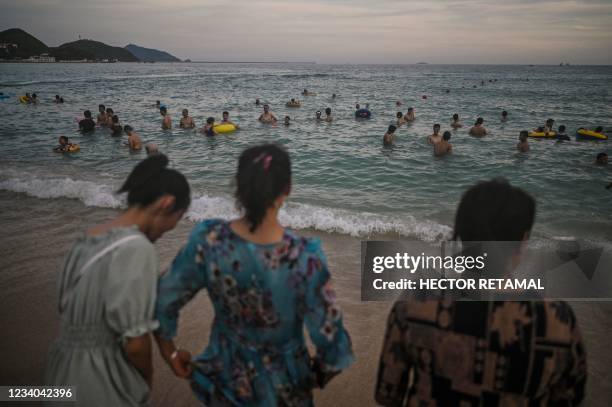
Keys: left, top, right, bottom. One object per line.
{"left": 0, "top": 63, "right": 611, "bottom": 242}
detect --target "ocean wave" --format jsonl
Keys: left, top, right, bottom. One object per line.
{"left": 0, "top": 173, "right": 451, "bottom": 241}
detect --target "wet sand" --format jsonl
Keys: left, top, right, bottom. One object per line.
{"left": 0, "top": 190, "right": 610, "bottom": 406}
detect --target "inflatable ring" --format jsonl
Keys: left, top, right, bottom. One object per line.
{"left": 67, "top": 144, "right": 80, "bottom": 153}
{"left": 528, "top": 131, "right": 557, "bottom": 138}
{"left": 213, "top": 123, "right": 237, "bottom": 134}
{"left": 576, "top": 129, "right": 607, "bottom": 141}
{"left": 286, "top": 102, "right": 301, "bottom": 108}
{"left": 19, "top": 95, "right": 29, "bottom": 104}
{"left": 355, "top": 109, "right": 371, "bottom": 119}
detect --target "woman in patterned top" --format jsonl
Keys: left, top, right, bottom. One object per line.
{"left": 154, "top": 143, "right": 354, "bottom": 406}
{"left": 376, "top": 179, "right": 587, "bottom": 406}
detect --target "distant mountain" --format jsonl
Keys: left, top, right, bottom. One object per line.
{"left": 0, "top": 28, "right": 50, "bottom": 59}
{"left": 125, "top": 44, "right": 180, "bottom": 62}
{"left": 52, "top": 39, "right": 139, "bottom": 62}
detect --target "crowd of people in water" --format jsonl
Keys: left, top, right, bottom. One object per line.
{"left": 35, "top": 88, "right": 610, "bottom": 185}
{"left": 41, "top": 144, "right": 589, "bottom": 406}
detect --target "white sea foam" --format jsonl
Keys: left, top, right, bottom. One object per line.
{"left": 0, "top": 173, "right": 451, "bottom": 241}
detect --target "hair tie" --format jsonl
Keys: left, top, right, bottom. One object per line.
{"left": 253, "top": 153, "right": 273, "bottom": 173}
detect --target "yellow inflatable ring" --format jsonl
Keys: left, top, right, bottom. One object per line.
{"left": 67, "top": 144, "right": 80, "bottom": 153}
{"left": 19, "top": 95, "right": 29, "bottom": 104}
{"left": 213, "top": 123, "right": 237, "bottom": 134}
{"left": 286, "top": 102, "right": 301, "bottom": 108}
{"left": 576, "top": 129, "right": 607, "bottom": 141}
{"left": 528, "top": 131, "right": 557, "bottom": 138}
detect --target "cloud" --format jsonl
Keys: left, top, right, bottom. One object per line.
{"left": 1, "top": 0, "right": 611, "bottom": 63}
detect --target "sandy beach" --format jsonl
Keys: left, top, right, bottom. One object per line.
{"left": 0, "top": 190, "right": 610, "bottom": 406}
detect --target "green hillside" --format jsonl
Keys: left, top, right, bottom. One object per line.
{"left": 0, "top": 28, "right": 50, "bottom": 59}
{"left": 125, "top": 44, "right": 180, "bottom": 62}
{"left": 52, "top": 39, "right": 139, "bottom": 61}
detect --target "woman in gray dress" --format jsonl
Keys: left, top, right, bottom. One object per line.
{"left": 45, "top": 154, "right": 190, "bottom": 406}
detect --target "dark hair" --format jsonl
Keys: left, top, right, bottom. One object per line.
{"left": 223, "top": 111, "right": 229, "bottom": 115}
{"left": 55, "top": 95, "right": 59, "bottom": 99}
{"left": 32, "top": 93, "right": 37, "bottom": 98}
{"left": 595, "top": 126, "right": 603, "bottom": 133}
{"left": 388, "top": 125, "right": 397, "bottom": 133}
{"left": 519, "top": 130, "right": 528, "bottom": 139}
{"left": 118, "top": 154, "right": 190, "bottom": 212}
{"left": 454, "top": 178, "right": 535, "bottom": 241}
{"left": 397, "top": 112, "right": 403, "bottom": 118}
{"left": 84, "top": 110, "right": 92, "bottom": 118}
{"left": 99, "top": 104, "right": 105, "bottom": 111}
{"left": 443, "top": 131, "right": 451, "bottom": 141}
{"left": 106, "top": 108, "right": 113, "bottom": 114}
{"left": 206, "top": 117, "right": 215, "bottom": 124}
{"left": 453, "top": 113, "right": 459, "bottom": 120}
{"left": 407, "top": 107, "right": 414, "bottom": 111}
{"left": 597, "top": 152, "right": 608, "bottom": 160}
{"left": 160, "top": 106, "right": 167, "bottom": 114}
{"left": 124, "top": 125, "right": 133, "bottom": 133}
{"left": 355, "top": 104, "right": 360, "bottom": 109}
{"left": 59, "top": 135, "right": 68, "bottom": 143}
{"left": 558, "top": 125, "right": 566, "bottom": 132}
{"left": 433, "top": 123, "right": 440, "bottom": 129}
{"left": 502, "top": 110, "right": 508, "bottom": 115}
{"left": 112, "top": 115, "right": 119, "bottom": 123}
{"left": 235, "top": 144, "right": 291, "bottom": 232}
{"left": 325, "top": 107, "right": 331, "bottom": 115}
{"left": 546, "top": 118, "right": 554, "bottom": 124}
{"left": 476, "top": 117, "right": 484, "bottom": 125}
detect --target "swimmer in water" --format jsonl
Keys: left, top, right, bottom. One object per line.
{"left": 450, "top": 113, "right": 462, "bottom": 129}
{"left": 284, "top": 116, "right": 291, "bottom": 126}
{"left": 469, "top": 117, "right": 488, "bottom": 137}
{"left": 517, "top": 131, "right": 530, "bottom": 152}
{"left": 31, "top": 93, "right": 38, "bottom": 103}
{"left": 179, "top": 109, "right": 196, "bottom": 129}
{"left": 315, "top": 111, "right": 323, "bottom": 122}
{"left": 556, "top": 125, "right": 570, "bottom": 141}
{"left": 221, "top": 111, "right": 239, "bottom": 129}
{"left": 396, "top": 112, "right": 406, "bottom": 126}
{"left": 54, "top": 95, "right": 61, "bottom": 104}
{"left": 396, "top": 100, "right": 402, "bottom": 107}
{"left": 155, "top": 100, "right": 161, "bottom": 108}
{"left": 434, "top": 131, "right": 453, "bottom": 157}
{"left": 255, "top": 98, "right": 261, "bottom": 106}
{"left": 97, "top": 104, "right": 106, "bottom": 126}
{"left": 53, "top": 136, "right": 77, "bottom": 152}
{"left": 332, "top": 93, "right": 337, "bottom": 99}
{"left": 124, "top": 125, "right": 142, "bottom": 151}
{"left": 105, "top": 108, "right": 114, "bottom": 127}
{"left": 201, "top": 117, "right": 217, "bottom": 137}
{"left": 79, "top": 110, "right": 96, "bottom": 133}
{"left": 501, "top": 110, "right": 508, "bottom": 122}
{"left": 595, "top": 152, "right": 608, "bottom": 166}
{"left": 258, "top": 104, "right": 277, "bottom": 124}
{"left": 110, "top": 115, "right": 123, "bottom": 136}
{"left": 324, "top": 107, "right": 333, "bottom": 122}
{"left": 427, "top": 124, "right": 442, "bottom": 145}
{"left": 286, "top": 98, "right": 301, "bottom": 107}
{"left": 404, "top": 107, "right": 415, "bottom": 122}
{"left": 543, "top": 118, "right": 555, "bottom": 133}
{"left": 145, "top": 143, "right": 159, "bottom": 156}
{"left": 302, "top": 88, "right": 316, "bottom": 96}
{"left": 383, "top": 125, "right": 397, "bottom": 146}
{"left": 53, "top": 136, "right": 69, "bottom": 152}
{"left": 160, "top": 106, "right": 172, "bottom": 130}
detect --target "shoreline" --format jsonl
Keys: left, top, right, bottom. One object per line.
{"left": 1, "top": 190, "right": 611, "bottom": 406}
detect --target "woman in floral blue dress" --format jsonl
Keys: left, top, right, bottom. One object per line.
{"left": 154, "top": 144, "right": 354, "bottom": 406}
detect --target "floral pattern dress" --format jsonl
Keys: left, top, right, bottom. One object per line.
{"left": 155, "top": 219, "right": 354, "bottom": 406}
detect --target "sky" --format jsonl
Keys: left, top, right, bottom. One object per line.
{"left": 1, "top": 0, "right": 612, "bottom": 64}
